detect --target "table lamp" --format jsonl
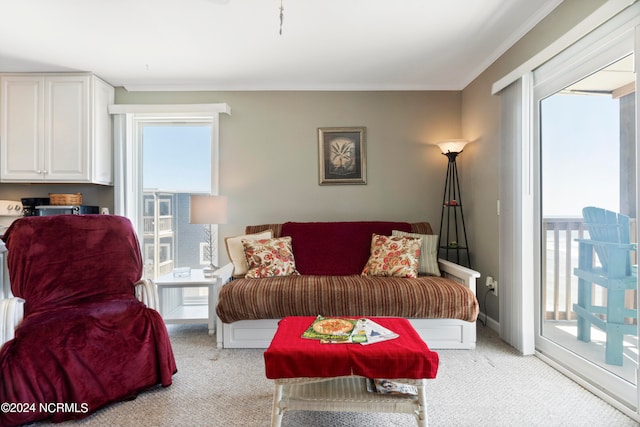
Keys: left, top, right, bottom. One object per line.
{"left": 189, "top": 195, "right": 228, "bottom": 277}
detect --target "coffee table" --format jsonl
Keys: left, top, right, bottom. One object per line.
{"left": 264, "top": 316, "right": 439, "bottom": 427}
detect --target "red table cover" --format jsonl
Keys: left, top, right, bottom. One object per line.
{"left": 264, "top": 316, "right": 439, "bottom": 380}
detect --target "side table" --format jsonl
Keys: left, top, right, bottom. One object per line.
{"left": 154, "top": 268, "right": 221, "bottom": 335}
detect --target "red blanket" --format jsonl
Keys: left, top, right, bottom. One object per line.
{"left": 264, "top": 316, "right": 439, "bottom": 380}
{"left": 0, "top": 215, "right": 176, "bottom": 426}
{"left": 280, "top": 221, "right": 412, "bottom": 275}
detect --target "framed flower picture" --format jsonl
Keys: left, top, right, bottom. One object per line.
{"left": 318, "top": 126, "right": 367, "bottom": 185}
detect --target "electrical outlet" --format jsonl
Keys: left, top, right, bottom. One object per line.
{"left": 485, "top": 276, "right": 494, "bottom": 289}
{"left": 485, "top": 276, "right": 498, "bottom": 297}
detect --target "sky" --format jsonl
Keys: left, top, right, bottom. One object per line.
{"left": 541, "top": 92, "right": 620, "bottom": 217}
{"left": 142, "top": 125, "right": 212, "bottom": 194}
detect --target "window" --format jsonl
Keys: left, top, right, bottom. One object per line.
{"left": 109, "top": 104, "right": 230, "bottom": 279}
{"left": 142, "top": 124, "right": 213, "bottom": 279}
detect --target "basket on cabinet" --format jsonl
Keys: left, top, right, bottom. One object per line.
{"left": 48, "top": 193, "right": 83, "bottom": 205}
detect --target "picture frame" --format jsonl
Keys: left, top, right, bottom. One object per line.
{"left": 318, "top": 126, "right": 367, "bottom": 185}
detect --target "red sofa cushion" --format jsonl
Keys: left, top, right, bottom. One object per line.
{"left": 280, "top": 221, "right": 412, "bottom": 275}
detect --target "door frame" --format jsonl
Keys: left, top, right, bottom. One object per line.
{"left": 530, "top": 7, "right": 640, "bottom": 416}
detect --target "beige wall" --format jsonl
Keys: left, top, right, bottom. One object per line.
{"left": 0, "top": 0, "right": 609, "bottom": 324}
{"left": 115, "top": 89, "right": 462, "bottom": 263}
{"left": 461, "top": 0, "right": 609, "bottom": 321}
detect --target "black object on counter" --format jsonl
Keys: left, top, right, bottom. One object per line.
{"left": 21, "top": 198, "right": 51, "bottom": 216}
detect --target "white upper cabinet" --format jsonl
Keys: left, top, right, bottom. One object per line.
{"left": 0, "top": 73, "right": 114, "bottom": 184}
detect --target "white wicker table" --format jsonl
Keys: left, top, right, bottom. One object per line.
{"left": 264, "top": 317, "right": 438, "bottom": 427}
{"left": 271, "top": 376, "right": 428, "bottom": 427}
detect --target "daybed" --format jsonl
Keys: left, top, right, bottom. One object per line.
{"left": 215, "top": 221, "right": 480, "bottom": 350}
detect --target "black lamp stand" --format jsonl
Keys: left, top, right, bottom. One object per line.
{"left": 438, "top": 151, "right": 471, "bottom": 267}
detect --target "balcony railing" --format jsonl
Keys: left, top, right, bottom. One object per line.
{"left": 143, "top": 215, "right": 173, "bottom": 234}
{"left": 543, "top": 216, "right": 637, "bottom": 321}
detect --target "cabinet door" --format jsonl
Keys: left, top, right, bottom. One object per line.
{"left": 44, "top": 76, "right": 90, "bottom": 181}
{"left": 91, "top": 77, "right": 114, "bottom": 185}
{"left": 0, "top": 76, "right": 45, "bottom": 181}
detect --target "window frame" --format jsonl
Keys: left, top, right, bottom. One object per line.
{"left": 109, "top": 103, "right": 230, "bottom": 276}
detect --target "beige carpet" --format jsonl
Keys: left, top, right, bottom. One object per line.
{"left": 45, "top": 323, "right": 638, "bottom": 427}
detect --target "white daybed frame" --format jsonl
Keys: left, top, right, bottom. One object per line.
{"left": 215, "top": 259, "right": 480, "bottom": 350}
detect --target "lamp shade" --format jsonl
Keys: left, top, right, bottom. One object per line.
{"left": 437, "top": 140, "right": 469, "bottom": 154}
{"left": 189, "top": 195, "right": 228, "bottom": 224}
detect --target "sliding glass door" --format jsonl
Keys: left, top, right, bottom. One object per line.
{"left": 538, "top": 54, "right": 637, "bottom": 400}
{"left": 533, "top": 12, "right": 640, "bottom": 412}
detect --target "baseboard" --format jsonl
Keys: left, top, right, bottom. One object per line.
{"left": 478, "top": 311, "right": 500, "bottom": 334}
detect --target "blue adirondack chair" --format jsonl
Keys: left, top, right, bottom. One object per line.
{"left": 573, "top": 206, "right": 638, "bottom": 366}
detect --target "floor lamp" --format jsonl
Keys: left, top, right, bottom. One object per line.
{"left": 189, "top": 195, "right": 228, "bottom": 277}
{"left": 437, "top": 140, "right": 471, "bottom": 267}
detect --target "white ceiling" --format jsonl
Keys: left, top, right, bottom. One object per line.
{"left": 0, "top": 0, "right": 562, "bottom": 91}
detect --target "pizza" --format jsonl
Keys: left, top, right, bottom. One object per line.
{"left": 312, "top": 318, "right": 354, "bottom": 335}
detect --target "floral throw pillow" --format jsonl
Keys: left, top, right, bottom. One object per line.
{"left": 225, "top": 230, "right": 273, "bottom": 277}
{"left": 361, "top": 234, "right": 422, "bottom": 278}
{"left": 392, "top": 230, "right": 441, "bottom": 276}
{"left": 242, "top": 236, "right": 299, "bottom": 278}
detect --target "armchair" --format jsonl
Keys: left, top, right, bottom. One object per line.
{"left": 573, "top": 206, "right": 638, "bottom": 366}
{"left": 0, "top": 215, "right": 177, "bottom": 426}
